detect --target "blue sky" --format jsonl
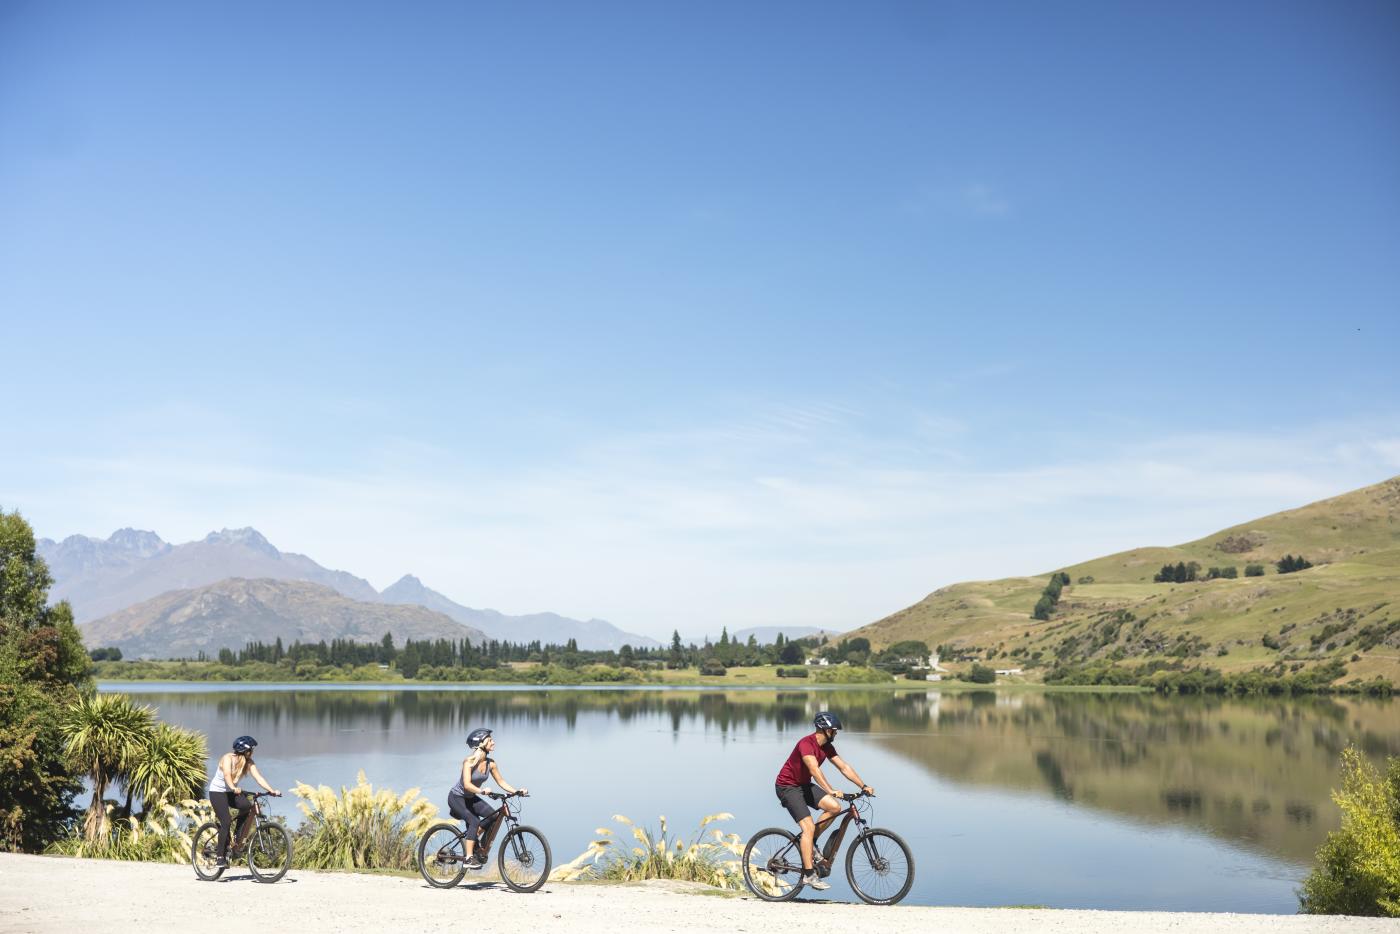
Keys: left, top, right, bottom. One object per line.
{"left": 2, "top": 0, "right": 1398, "bottom": 637}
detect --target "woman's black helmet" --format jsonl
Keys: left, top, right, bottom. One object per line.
{"left": 814, "top": 712, "right": 842, "bottom": 731}
{"left": 233, "top": 735, "right": 258, "bottom": 754}
{"left": 466, "top": 728, "right": 493, "bottom": 749}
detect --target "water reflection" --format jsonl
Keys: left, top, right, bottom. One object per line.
{"left": 112, "top": 684, "right": 1396, "bottom": 870}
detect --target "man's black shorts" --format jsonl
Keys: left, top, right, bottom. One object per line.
{"left": 775, "top": 783, "right": 827, "bottom": 822}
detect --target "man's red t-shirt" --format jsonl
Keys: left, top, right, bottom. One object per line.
{"left": 776, "top": 734, "right": 837, "bottom": 786}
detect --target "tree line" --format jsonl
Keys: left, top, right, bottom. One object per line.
{"left": 1153, "top": 556, "right": 1311, "bottom": 583}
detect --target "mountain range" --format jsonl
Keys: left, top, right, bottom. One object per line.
{"left": 82, "top": 577, "right": 489, "bottom": 660}
{"left": 38, "top": 526, "right": 658, "bottom": 654}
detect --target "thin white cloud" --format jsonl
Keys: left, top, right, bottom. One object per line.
{"left": 7, "top": 406, "right": 1399, "bottom": 639}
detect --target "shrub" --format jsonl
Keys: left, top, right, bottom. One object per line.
{"left": 812, "top": 666, "right": 894, "bottom": 684}
{"left": 1076, "top": 576, "right": 1095, "bottom": 585}
{"left": 551, "top": 813, "right": 744, "bottom": 889}
{"left": 775, "top": 667, "right": 808, "bottom": 678}
{"left": 290, "top": 771, "right": 438, "bottom": 871}
{"left": 1300, "top": 748, "right": 1400, "bottom": 916}
{"left": 699, "top": 659, "right": 727, "bottom": 676}
{"left": 1245, "top": 564, "right": 1266, "bottom": 577}
{"left": 1278, "top": 555, "right": 1314, "bottom": 575}
{"left": 967, "top": 664, "right": 996, "bottom": 684}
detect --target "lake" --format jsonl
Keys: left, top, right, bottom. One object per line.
{"left": 101, "top": 682, "right": 1400, "bottom": 912}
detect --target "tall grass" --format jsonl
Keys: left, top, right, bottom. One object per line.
{"left": 551, "top": 813, "right": 745, "bottom": 889}
{"left": 290, "top": 770, "right": 438, "bottom": 871}
{"left": 45, "top": 799, "right": 212, "bottom": 863}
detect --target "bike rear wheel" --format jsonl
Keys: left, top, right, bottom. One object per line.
{"left": 845, "top": 828, "right": 914, "bottom": 905}
{"left": 497, "top": 825, "right": 551, "bottom": 893}
{"left": 741, "top": 828, "right": 803, "bottom": 901}
{"left": 248, "top": 822, "right": 292, "bottom": 883}
{"left": 191, "top": 821, "right": 225, "bottom": 881}
{"left": 418, "top": 823, "right": 468, "bottom": 888}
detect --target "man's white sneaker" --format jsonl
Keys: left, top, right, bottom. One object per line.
{"left": 802, "top": 872, "right": 830, "bottom": 890}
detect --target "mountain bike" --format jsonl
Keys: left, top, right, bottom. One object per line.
{"left": 742, "top": 791, "right": 914, "bottom": 905}
{"left": 417, "top": 791, "right": 551, "bottom": 893}
{"left": 192, "top": 792, "right": 293, "bottom": 883}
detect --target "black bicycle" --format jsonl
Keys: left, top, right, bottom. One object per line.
{"left": 742, "top": 791, "right": 914, "bottom": 905}
{"left": 192, "top": 792, "right": 293, "bottom": 883}
{"left": 417, "top": 791, "right": 552, "bottom": 893}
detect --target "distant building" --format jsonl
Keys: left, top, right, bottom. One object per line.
{"left": 994, "top": 667, "right": 1023, "bottom": 676}
{"left": 925, "top": 673, "right": 943, "bottom": 682}
{"left": 805, "top": 657, "right": 831, "bottom": 666}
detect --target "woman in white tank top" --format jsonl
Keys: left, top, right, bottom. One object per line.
{"left": 208, "top": 735, "right": 280, "bottom": 866}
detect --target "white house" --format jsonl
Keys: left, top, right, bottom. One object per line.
{"left": 804, "top": 656, "right": 831, "bottom": 667}
{"left": 994, "top": 667, "right": 1023, "bottom": 676}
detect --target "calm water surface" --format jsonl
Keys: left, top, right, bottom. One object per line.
{"left": 101, "top": 682, "right": 1400, "bottom": 913}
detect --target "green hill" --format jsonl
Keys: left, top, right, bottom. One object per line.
{"left": 851, "top": 475, "right": 1400, "bottom": 684}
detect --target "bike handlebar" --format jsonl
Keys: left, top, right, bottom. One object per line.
{"left": 484, "top": 791, "right": 529, "bottom": 800}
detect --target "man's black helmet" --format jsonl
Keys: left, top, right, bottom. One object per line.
{"left": 233, "top": 735, "right": 258, "bottom": 754}
{"left": 466, "top": 728, "right": 493, "bottom": 749}
{"left": 814, "top": 712, "right": 842, "bottom": 731}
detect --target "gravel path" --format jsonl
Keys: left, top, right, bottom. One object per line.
{"left": 1, "top": 853, "right": 1395, "bottom": 934}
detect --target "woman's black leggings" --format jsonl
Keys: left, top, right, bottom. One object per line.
{"left": 210, "top": 791, "right": 254, "bottom": 858}
{"left": 447, "top": 791, "right": 496, "bottom": 840}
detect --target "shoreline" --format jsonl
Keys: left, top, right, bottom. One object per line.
{"left": 95, "top": 677, "right": 1151, "bottom": 693}
{"left": 0, "top": 853, "right": 1388, "bottom": 933}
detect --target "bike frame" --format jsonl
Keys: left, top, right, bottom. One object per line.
{"left": 437, "top": 792, "right": 522, "bottom": 864}
{"left": 769, "top": 793, "right": 882, "bottom": 876}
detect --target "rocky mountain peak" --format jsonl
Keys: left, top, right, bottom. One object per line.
{"left": 107, "top": 528, "right": 168, "bottom": 557}
{"left": 381, "top": 574, "right": 429, "bottom": 598}
{"left": 202, "top": 527, "right": 279, "bottom": 556}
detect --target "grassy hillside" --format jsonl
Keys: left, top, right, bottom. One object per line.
{"left": 851, "top": 476, "right": 1400, "bottom": 683}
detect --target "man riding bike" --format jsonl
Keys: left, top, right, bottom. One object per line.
{"left": 773, "top": 712, "right": 874, "bottom": 891}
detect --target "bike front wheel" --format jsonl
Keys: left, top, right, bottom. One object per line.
{"left": 497, "top": 825, "right": 551, "bottom": 893}
{"left": 248, "top": 823, "right": 292, "bottom": 883}
{"left": 191, "top": 821, "right": 225, "bottom": 881}
{"left": 418, "top": 823, "right": 468, "bottom": 889}
{"left": 741, "top": 828, "right": 803, "bottom": 901}
{"left": 845, "top": 828, "right": 914, "bottom": 905}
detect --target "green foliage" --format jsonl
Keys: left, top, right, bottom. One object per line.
{"left": 0, "top": 509, "right": 92, "bottom": 852}
{"left": 290, "top": 771, "right": 438, "bottom": 871}
{"left": 1044, "top": 658, "right": 1392, "bottom": 696}
{"left": 1245, "top": 564, "right": 1266, "bottom": 577}
{"left": 552, "top": 813, "right": 744, "bottom": 889}
{"left": 1032, "top": 572, "right": 1072, "bottom": 619}
{"left": 1279, "top": 554, "right": 1315, "bottom": 574}
{"left": 774, "top": 666, "right": 809, "bottom": 678}
{"left": 1206, "top": 566, "right": 1238, "bottom": 580}
{"left": 811, "top": 665, "right": 894, "bottom": 684}
{"left": 127, "top": 723, "right": 208, "bottom": 813}
{"left": 699, "top": 659, "right": 727, "bottom": 676}
{"left": 1154, "top": 561, "right": 1201, "bottom": 583}
{"left": 60, "top": 693, "right": 208, "bottom": 842}
{"left": 61, "top": 694, "right": 155, "bottom": 840}
{"left": 88, "top": 647, "right": 123, "bottom": 661}
{"left": 1300, "top": 748, "right": 1400, "bottom": 916}
{"left": 967, "top": 664, "right": 997, "bottom": 684}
